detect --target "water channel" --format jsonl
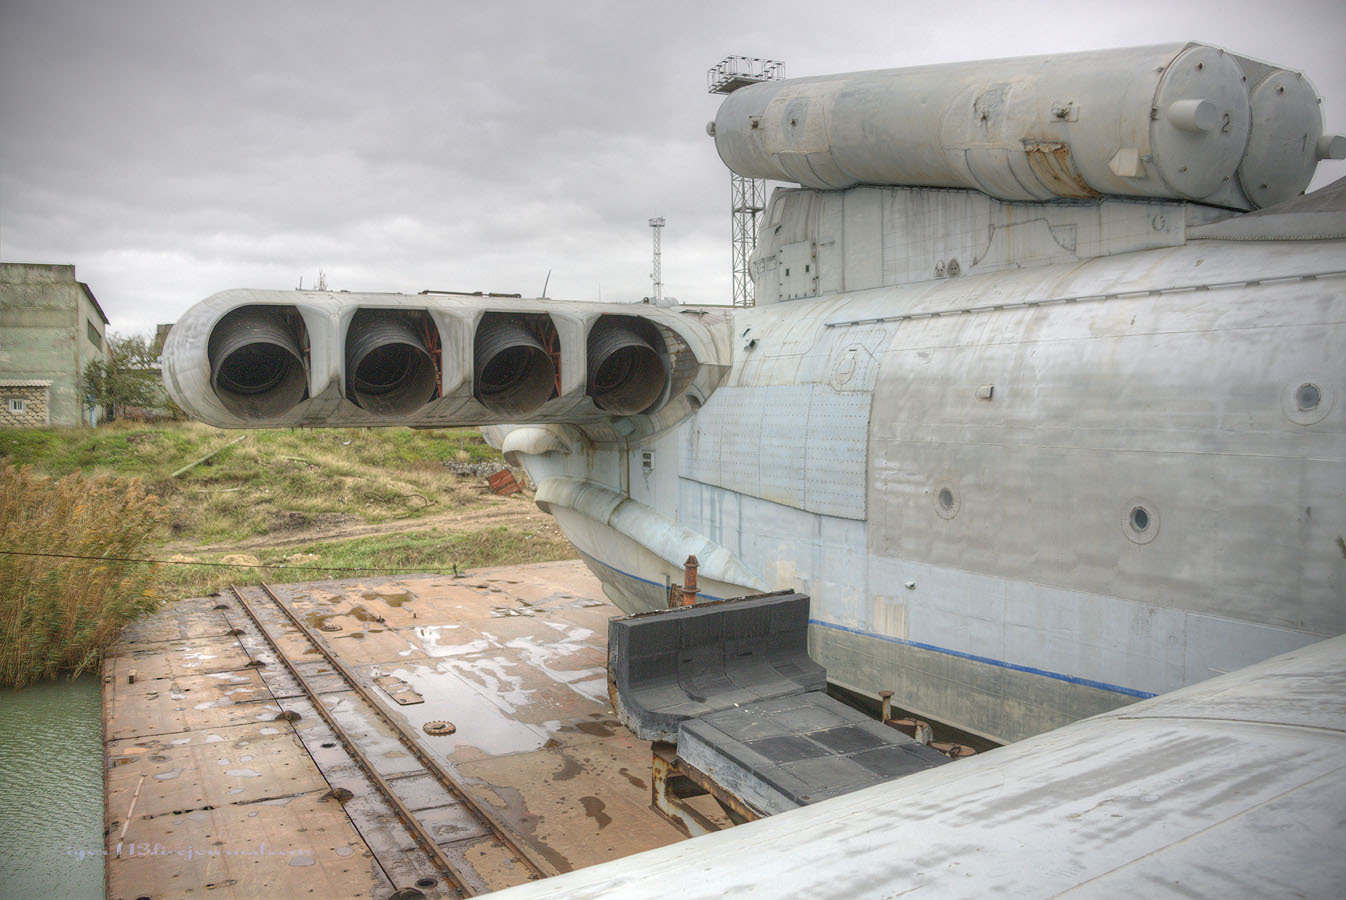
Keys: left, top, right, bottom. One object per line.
{"left": 0, "top": 675, "right": 104, "bottom": 900}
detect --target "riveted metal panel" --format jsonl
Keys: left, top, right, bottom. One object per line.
{"left": 778, "top": 241, "right": 820, "bottom": 300}
{"left": 758, "top": 384, "right": 813, "bottom": 508}
{"left": 683, "top": 384, "right": 869, "bottom": 521}
{"left": 804, "top": 390, "right": 869, "bottom": 519}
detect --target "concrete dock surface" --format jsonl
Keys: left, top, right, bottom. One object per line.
{"left": 102, "top": 560, "right": 689, "bottom": 899}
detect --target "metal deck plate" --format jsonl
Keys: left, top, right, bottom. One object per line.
{"left": 103, "top": 560, "right": 689, "bottom": 898}
{"left": 679, "top": 691, "right": 949, "bottom": 815}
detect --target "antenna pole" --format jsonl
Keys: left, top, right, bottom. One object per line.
{"left": 649, "top": 217, "right": 665, "bottom": 303}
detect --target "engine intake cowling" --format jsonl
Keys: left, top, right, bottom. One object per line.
{"left": 473, "top": 313, "right": 558, "bottom": 417}
{"left": 345, "top": 309, "right": 438, "bottom": 416}
{"left": 587, "top": 315, "right": 668, "bottom": 415}
{"left": 162, "top": 289, "right": 730, "bottom": 432}
{"left": 206, "top": 305, "right": 308, "bottom": 421}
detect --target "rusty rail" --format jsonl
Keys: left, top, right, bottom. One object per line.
{"left": 228, "top": 583, "right": 556, "bottom": 894}
{"left": 227, "top": 586, "right": 471, "bottom": 897}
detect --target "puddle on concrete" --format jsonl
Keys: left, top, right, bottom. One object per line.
{"left": 503, "top": 633, "right": 607, "bottom": 703}
{"left": 225, "top": 769, "right": 261, "bottom": 778}
{"left": 413, "top": 627, "right": 487, "bottom": 658}
{"left": 441, "top": 653, "right": 531, "bottom": 709}
{"left": 551, "top": 755, "right": 582, "bottom": 781}
{"left": 569, "top": 720, "right": 616, "bottom": 738}
{"left": 580, "top": 796, "right": 612, "bottom": 830}
{"left": 320, "top": 695, "right": 425, "bottom": 775}
{"left": 363, "top": 591, "right": 413, "bottom": 608}
{"left": 303, "top": 611, "right": 338, "bottom": 630}
{"left": 376, "top": 663, "right": 548, "bottom": 760}
{"left": 153, "top": 768, "right": 184, "bottom": 780}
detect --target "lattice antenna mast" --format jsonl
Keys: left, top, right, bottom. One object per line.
{"left": 708, "top": 56, "right": 785, "bottom": 308}
{"left": 649, "top": 217, "right": 665, "bottom": 303}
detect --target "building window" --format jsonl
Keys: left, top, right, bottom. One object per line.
{"left": 87, "top": 319, "right": 103, "bottom": 350}
{"left": 8, "top": 398, "right": 25, "bottom": 414}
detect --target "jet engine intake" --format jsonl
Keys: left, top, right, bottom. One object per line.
{"left": 474, "top": 313, "right": 558, "bottom": 417}
{"left": 587, "top": 315, "right": 668, "bottom": 415}
{"left": 345, "top": 309, "right": 438, "bottom": 416}
{"left": 164, "top": 288, "right": 729, "bottom": 430}
{"left": 207, "top": 305, "right": 308, "bottom": 421}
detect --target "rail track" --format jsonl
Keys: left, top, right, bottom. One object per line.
{"left": 224, "top": 582, "right": 556, "bottom": 898}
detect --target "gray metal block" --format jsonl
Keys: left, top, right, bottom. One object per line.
{"left": 679, "top": 692, "right": 950, "bottom": 814}
{"left": 608, "top": 592, "right": 826, "bottom": 742}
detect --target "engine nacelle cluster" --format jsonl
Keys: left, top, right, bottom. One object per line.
{"left": 162, "top": 289, "right": 731, "bottom": 432}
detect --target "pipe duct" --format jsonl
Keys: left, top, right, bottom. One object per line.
{"left": 207, "top": 306, "right": 308, "bottom": 420}
{"left": 345, "top": 310, "right": 438, "bottom": 416}
{"left": 587, "top": 316, "right": 668, "bottom": 415}
{"left": 474, "top": 314, "right": 557, "bottom": 417}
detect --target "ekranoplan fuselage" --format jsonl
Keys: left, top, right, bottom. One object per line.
{"left": 163, "top": 42, "right": 1346, "bottom": 743}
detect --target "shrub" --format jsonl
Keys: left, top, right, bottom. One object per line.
{"left": 0, "top": 465, "right": 162, "bottom": 686}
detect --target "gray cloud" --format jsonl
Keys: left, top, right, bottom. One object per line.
{"left": 2, "top": 0, "right": 1343, "bottom": 335}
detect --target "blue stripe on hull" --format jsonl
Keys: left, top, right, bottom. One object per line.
{"left": 576, "top": 547, "right": 1153, "bottom": 700}
{"left": 574, "top": 547, "right": 729, "bottom": 603}
{"left": 809, "top": 619, "right": 1157, "bottom": 700}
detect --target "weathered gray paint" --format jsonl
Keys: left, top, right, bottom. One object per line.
{"left": 479, "top": 634, "right": 1346, "bottom": 900}
{"left": 712, "top": 43, "right": 1342, "bottom": 210}
{"left": 162, "top": 44, "right": 1346, "bottom": 746}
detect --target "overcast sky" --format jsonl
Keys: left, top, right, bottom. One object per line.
{"left": 2, "top": 0, "right": 1343, "bottom": 337}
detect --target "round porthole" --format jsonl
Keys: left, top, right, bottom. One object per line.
{"left": 934, "top": 484, "right": 960, "bottom": 520}
{"left": 1283, "top": 379, "right": 1333, "bottom": 425}
{"left": 1123, "top": 500, "right": 1159, "bottom": 544}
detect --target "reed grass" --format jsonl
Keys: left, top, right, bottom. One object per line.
{"left": 0, "top": 465, "right": 163, "bottom": 687}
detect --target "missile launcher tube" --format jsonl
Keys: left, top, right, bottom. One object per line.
{"left": 712, "top": 43, "right": 1340, "bottom": 209}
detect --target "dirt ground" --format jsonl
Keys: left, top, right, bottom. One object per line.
{"left": 166, "top": 490, "right": 567, "bottom": 556}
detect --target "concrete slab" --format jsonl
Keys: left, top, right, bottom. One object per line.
{"left": 455, "top": 733, "right": 683, "bottom": 872}
{"left": 103, "top": 559, "right": 693, "bottom": 898}
{"left": 107, "top": 633, "right": 254, "bottom": 682}
{"left": 104, "top": 669, "right": 281, "bottom": 741}
{"left": 107, "top": 721, "right": 328, "bottom": 814}
{"left": 114, "top": 599, "right": 234, "bottom": 644}
{"left": 107, "top": 789, "right": 403, "bottom": 900}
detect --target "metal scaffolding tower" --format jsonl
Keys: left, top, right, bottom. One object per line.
{"left": 708, "top": 56, "right": 785, "bottom": 307}
{"left": 649, "top": 217, "right": 665, "bottom": 303}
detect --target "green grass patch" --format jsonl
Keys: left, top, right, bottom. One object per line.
{"left": 155, "top": 526, "right": 575, "bottom": 597}
{"left": 0, "top": 422, "right": 563, "bottom": 676}
{"left": 1, "top": 422, "right": 506, "bottom": 545}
